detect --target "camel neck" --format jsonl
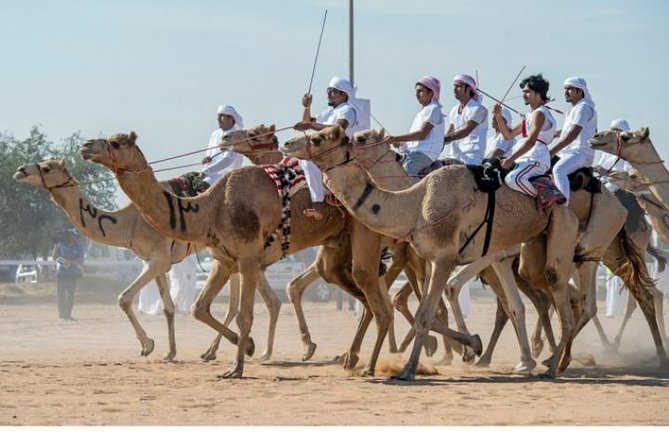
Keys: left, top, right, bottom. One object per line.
{"left": 116, "top": 167, "right": 210, "bottom": 244}
{"left": 628, "top": 142, "right": 669, "bottom": 207}
{"left": 359, "top": 147, "right": 414, "bottom": 191}
{"left": 323, "top": 163, "right": 419, "bottom": 239}
{"left": 50, "top": 186, "right": 134, "bottom": 246}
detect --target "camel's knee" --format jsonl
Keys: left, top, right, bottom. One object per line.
{"left": 352, "top": 267, "right": 374, "bottom": 289}
{"left": 191, "top": 301, "right": 208, "bottom": 321}
{"left": 118, "top": 292, "right": 133, "bottom": 311}
{"left": 286, "top": 282, "right": 302, "bottom": 304}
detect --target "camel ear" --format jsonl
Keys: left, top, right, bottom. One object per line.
{"left": 128, "top": 131, "right": 138, "bottom": 145}
{"left": 269, "top": 124, "right": 276, "bottom": 132}
{"left": 640, "top": 127, "right": 650, "bottom": 141}
{"left": 379, "top": 128, "right": 385, "bottom": 139}
{"left": 57, "top": 159, "right": 66, "bottom": 168}
{"left": 330, "top": 126, "right": 341, "bottom": 141}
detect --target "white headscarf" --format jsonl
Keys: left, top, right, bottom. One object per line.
{"left": 327, "top": 76, "right": 364, "bottom": 130}
{"left": 216, "top": 105, "right": 244, "bottom": 129}
{"left": 328, "top": 76, "right": 356, "bottom": 98}
{"left": 564, "top": 77, "right": 595, "bottom": 108}
{"left": 610, "top": 119, "right": 630, "bottom": 132}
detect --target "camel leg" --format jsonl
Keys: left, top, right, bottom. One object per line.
{"left": 591, "top": 314, "right": 615, "bottom": 352}
{"left": 348, "top": 224, "right": 390, "bottom": 376}
{"left": 444, "top": 264, "right": 474, "bottom": 361}
{"left": 394, "top": 255, "right": 457, "bottom": 381}
{"left": 202, "top": 273, "right": 241, "bottom": 361}
{"left": 219, "top": 256, "right": 261, "bottom": 379}
{"left": 558, "top": 261, "right": 599, "bottom": 372}
{"left": 535, "top": 207, "right": 578, "bottom": 378}
{"left": 394, "top": 280, "right": 441, "bottom": 358}
{"left": 286, "top": 263, "right": 321, "bottom": 361}
{"left": 604, "top": 238, "right": 669, "bottom": 367}
{"left": 476, "top": 298, "right": 509, "bottom": 367}
{"left": 192, "top": 259, "right": 253, "bottom": 362}
{"left": 154, "top": 274, "right": 177, "bottom": 361}
{"left": 255, "top": 272, "right": 282, "bottom": 361}
{"left": 612, "top": 293, "right": 636, "bottom": 348}
{"left": 491, "top": 258, "right": 535, "bottom": 373}
{"left": 117, "top": 261, "right": 171, "bottom": 358}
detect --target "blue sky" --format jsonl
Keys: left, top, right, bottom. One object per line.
{"left": 2, "top": 0, "right": 668, "bottom": 203}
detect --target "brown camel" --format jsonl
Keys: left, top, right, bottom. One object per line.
{"left": 79, "top": 131, "right": 482, "bottom": 378}
{"left": 13, "top": 158, "right": 288, "bottom": 361}
{"left": 221, "top": 128, "right": 470, "bottom": 365}
{"left": 282, "top": 126, "right": 582, "bottom": 380}
{"left": 347, "top": 129, "right": 642, "bottom": 375}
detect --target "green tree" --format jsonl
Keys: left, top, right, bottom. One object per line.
{"left": 0, "top": 126, "right": 117, "bottom": 259}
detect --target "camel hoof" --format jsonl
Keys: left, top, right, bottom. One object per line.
{"left": 260, "top": 350, "right": 272, "bottom": 361}
{"left": 244, "top": 337, "right": 255, "bottom": 357}
{"left": 163, "top": 351, "right": 176, "bottom": 362}
{"left": 390, "top": 370, "right": 415, "bottom": 381}
{"left": 462, "top": 347, "right": 476, "bottom": 364}
{"left": 424, "top": 335, "right": 438, "bottom": 357}
{"left": 301, "top": 342, "right": 317, "bottom": 362}
{"left": 217, "top": 362, "right": 243, "bottom": 379}
{"left": 141, "top": 338, "right": 155, "bottom": 357}
{"left": 471, "top": 334, "right": 483, "bottom": 356}
{"left": 531, "top": 338, "right": 544, "bottom": 358}
{"left": 558, "top": 356, "right": 572, "bottom": 372}
{"left": 361, "top": 368, "right": 375, "bottom": 377}
{"left": 537, "top": 370, "right": 556, "bottom": 380}
{"left": 201, "top": 350, "right": 217, "bottom": 362}
{"left": 475, "top": 358, "right": 491, "bottom": 368}
{"left": 343, "top": 352, "right": 360, "bottom": 370}
{"left": 514, "top": 359, "right": 536, "bottom": 374}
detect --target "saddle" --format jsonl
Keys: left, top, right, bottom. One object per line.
{"left": 168, "top": 171, "right": 210, "bottom": 197}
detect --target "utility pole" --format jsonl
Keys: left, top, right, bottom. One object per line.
{"left": 349, "top": 0, "right": 354, "bottom": 85}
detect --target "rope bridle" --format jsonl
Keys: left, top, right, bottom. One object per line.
{"left": 32, "top": 163, "right": 77, "bottom": 191}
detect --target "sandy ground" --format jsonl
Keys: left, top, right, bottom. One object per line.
{"left": 1, "top": 282, "right": 668, "bottom": 426}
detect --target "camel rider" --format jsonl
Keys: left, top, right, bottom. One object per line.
{"left": 386, "top": 76, "right": 446, "bottom": 178}
{"left": 294, "top": 76, "right": 361, "bottom": 220}
{"left": 201, "top": 105, "right": 246, "bottom": 186}
{"left": 443, "top": 74, "right": 489, "bottom": 165}
{"left": 494, "top": 74, "right": 558, "bottom": 198}
{"left": 549, "top": 77, "right": 598, "bottom": 205}
{"left": 593, "top": 119, "right": 632, "bottom": 192}
{"left": 485, "top": 106, "right": 516, "bottom": 159}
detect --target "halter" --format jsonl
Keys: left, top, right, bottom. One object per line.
{"left": 299, "top": 133, "right": 353, "bottom": 172}
{"left": 102, "top": 139, "right": 149, "bottom": 176}
{"left": 34, "top": 163, "right": 77, "bottom": 190}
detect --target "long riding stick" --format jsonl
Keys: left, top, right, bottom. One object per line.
{"left": 500, "top": 65, "right": 526, "bottom": 103}
{"left": 307, "top": 10, "right": 328, "bottom": 95}
{"left": 476, "top": 88, "right": 524, "bottom": 117}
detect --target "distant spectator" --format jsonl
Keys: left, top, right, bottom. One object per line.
{"left": 52, "top": 229, "right": 85, "bottom": 321}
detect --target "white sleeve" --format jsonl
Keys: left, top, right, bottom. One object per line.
{"left": 200, "top": 151, "right": 244, "bottom": 177}
{"left": 333, "top": 104, "right": 356, "bottom": 127}
{"left": 469, "top": 105, "right": 488, "bottom": 125}
{"left": 425, "top": 104, "right": 443, "bottom": 127}
{"left": 571, "top": 103, "right": 594, "bottom": 128}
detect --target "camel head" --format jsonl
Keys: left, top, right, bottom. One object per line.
{"left": 589, "top": 127, "right": 651, "bottom": 159}
{"left": 13, "top": 159, "right": 77, "bottom": 190}
{"left": 351, "top": 128, "right": 404, "bottom": 165}
{"left": 607, "top": 169, "right": 646, "bottom": 192}
{"left": 80, "top": 131, "right": 147, "bottom": 173}
{"left": 281, "top": 126, "right": 350, "bottom": 169}
{"left": 221, "top": 124, "right": 278, "bottom": 157}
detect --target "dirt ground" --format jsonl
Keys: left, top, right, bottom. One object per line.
{"left": 1, "top": 282, "right": 668, "bottom": 427}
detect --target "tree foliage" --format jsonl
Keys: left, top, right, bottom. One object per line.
{"left": 0, "top": 126, "right": 118, "bottom": 259}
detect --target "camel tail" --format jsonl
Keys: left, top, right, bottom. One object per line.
{"left": 614, "top": 228, "right": 656, "bottom": 297}
{"left": 646, "top": 245, "right": 668, "bottom": 273}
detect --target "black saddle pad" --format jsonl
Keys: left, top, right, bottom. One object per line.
{"left": 567, "top": 167, "right": 601, "bottom": 193}
{"left": 615, "top": 189, "right": 647, "bottom": 234}
{"left": 466, "top": 158, "right": 508, "bottom": 193}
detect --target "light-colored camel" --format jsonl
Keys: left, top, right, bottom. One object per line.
{"left": 221, "top": 128, "right": 467, "bottom": 365}
{"left": 13, "top": 159, "right": 191, "bottom": 360}
{"left": 347, "top": 129, "right": 648, "bottom": 373}
{"left": 282, "top": 126, "right": 582, "bottom": 380}
{"left": 13, "top": 158, "right": 287, "bottom": 361}
{"left": 590, "top": 128, "right": 669, "bottom": 211}
{"left": 79, "top": 131, "right": 480, "bottom": 378}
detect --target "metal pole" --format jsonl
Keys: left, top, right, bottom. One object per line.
{"left": 349, "top": 0, "right": 354, "bottom": 84}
